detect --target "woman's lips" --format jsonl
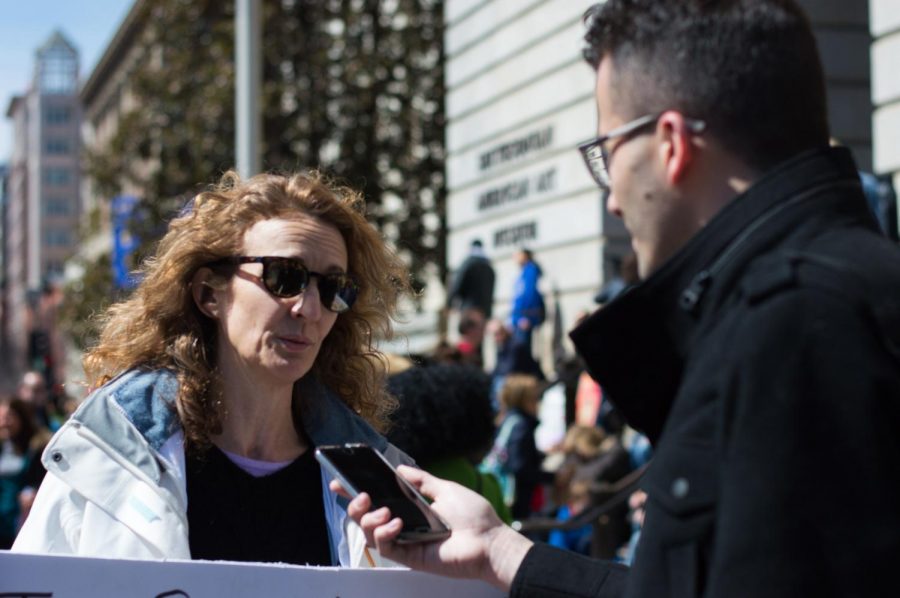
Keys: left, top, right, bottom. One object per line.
{"left": 277, "top": 335, "right": 314, "bottom": 351}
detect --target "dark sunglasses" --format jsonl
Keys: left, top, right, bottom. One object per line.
{"left": 213, "top": 256, "right": 359, "bottom": 313}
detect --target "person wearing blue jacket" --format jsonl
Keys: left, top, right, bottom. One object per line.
{"left": 509, "top": 248, "right": 546, "bottom": 350}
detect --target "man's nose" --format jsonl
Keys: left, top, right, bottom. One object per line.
{"left": 606, "top": 191, "right": 623, "bottom": 218}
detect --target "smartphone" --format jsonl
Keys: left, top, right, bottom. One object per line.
{"left": 315, "top": 443, "right": 451, "bottom": 543}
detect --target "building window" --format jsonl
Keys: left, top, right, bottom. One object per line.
{"left": 44, "top": 198, "right": 72, "bottom": 216}
{"left": 45, "top": 260, "right": 65, "bottom": 276}
{"left": 43, "top": 167, "right": 71, "bottom": 186}
{"left": 44, "top": 105, "right": 72, "bottom": 124}
{"left": 45, "top": 137, "right": 71, "bottom": 154}
{"left": 38, "top": 37, "right": 78, "bottom": 94}
{"left": 45, "top": 229, "right": 73, "bottom": 247}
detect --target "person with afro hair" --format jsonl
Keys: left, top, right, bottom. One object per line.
{"left": 386, "top": 363, "right": 512, "bottom": 523}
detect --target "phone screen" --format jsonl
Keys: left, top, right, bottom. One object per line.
{"left": 316, "top": 444, "right": 449, "bottom": 541}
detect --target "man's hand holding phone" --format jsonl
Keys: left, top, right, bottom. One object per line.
{"left": 316, "top": 444, "right": 451, "bottom": 543}
{"left": 329, "top": 462, "right": 534, "bottom": 592}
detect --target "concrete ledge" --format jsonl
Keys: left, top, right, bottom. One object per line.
{"left": 870, "top": 0, "right": 900, "bottom": 37}
{"left": 873, "top": 102, "right": 900, "bottom": 173}
{"left": 872, "top": 32, "right": 900, "bottom": 104}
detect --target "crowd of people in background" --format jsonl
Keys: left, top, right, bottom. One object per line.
{"left": 438, "top": 242, "right": 648, "bottom": 560}
{"left": 387, "top": 339, "right": 650, "bottom": 564}
{"left": 0, "top": 369, "right": 64, "bottom": 548}
{"left": 4, "top": 232, "right": 646, "bottom": 560}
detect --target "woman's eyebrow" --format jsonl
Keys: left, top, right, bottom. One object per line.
{"left": 274, "top": 251, "right": 347, "bottom": 274}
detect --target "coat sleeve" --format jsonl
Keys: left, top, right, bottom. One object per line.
{"left": 447, "top": 259, "right": 470, "bottom": 306}
{"left": 510, "top": 542, "right": 629, "bottom": 597}
{"left": 707, "top": 287, "right": 900, "bottom": 597}
{"left": 12, "top": 471, "right": 82, "bottom": 554}
{"left": 505, "top": 418, "right": 542, "bottom": 484}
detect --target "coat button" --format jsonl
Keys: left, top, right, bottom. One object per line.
{"left": 671, "top": 477, "right": 689, "bottom": 499}
{"left": 52, "top": 451, "right": 63, "bottom": 463}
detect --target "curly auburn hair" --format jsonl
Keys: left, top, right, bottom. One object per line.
{"left": 83, "top": 170, "right": 410, "bottom": 447}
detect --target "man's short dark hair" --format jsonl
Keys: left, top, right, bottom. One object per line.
{"left": 583, "top": 0, "right": 829, "bottom": 171}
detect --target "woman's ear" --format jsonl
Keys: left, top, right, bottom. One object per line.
{"left": 191, "top": 267, "right": 221, "bottom": 319}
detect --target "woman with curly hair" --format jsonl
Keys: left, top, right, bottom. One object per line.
{"left": 14, "top": 170, "right": 412, "bottom": 567}
{"left": 492, "top": 373, "right": 546, "bottom": 520}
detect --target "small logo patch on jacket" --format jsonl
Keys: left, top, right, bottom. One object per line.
{"left": 128, "top": 495, "right": 161, "bottom": 523}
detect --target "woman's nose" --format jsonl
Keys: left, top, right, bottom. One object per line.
{"left": 289, "top": 280, "right": 322, "bottom": 321}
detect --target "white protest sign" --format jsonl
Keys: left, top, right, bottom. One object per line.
{"left": 0, "top": 551, "right": 505, "bottom": 597}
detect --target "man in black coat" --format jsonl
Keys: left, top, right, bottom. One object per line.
{"left": 338, "top": 1, "right": 900, "bottom": 596}
{"left": 447, "top": 239, "right": 496, "bottom": 320}
{"left": 447, "top": 239, "right": 496, "bottom": 363}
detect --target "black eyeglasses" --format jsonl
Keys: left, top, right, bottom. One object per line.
{"left": 578, "top": 113, "right": 706, "bottom": 191}
{"left": 214, "top": 256, "right": 359, "bottom": 314}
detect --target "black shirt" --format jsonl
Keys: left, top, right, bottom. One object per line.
{"left": 186, "top": 445, "right": 332, "bottom": 566}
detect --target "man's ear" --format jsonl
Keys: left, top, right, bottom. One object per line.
{"left": 191, "top": 267, "right": 221, "bottom": 319}
{"left": 657, "top": 111, "right": 696, "bottom": 186}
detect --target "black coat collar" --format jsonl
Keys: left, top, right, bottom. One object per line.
{"left": 569, "top": 146, "right": 868, "bottom": 443}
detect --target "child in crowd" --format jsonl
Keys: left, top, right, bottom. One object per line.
{"left": 483, "top": 374, "right": 545, "bottom": 520}
{"left": 551, "top": 425, "right": 633, "bottom": 557}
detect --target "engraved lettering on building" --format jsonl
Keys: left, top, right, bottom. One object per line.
{"left": 494, "top": 221, "right": 538, "bottom": 248}
{"left": 478, "top": 127, "right": 553, "bottom": 172}
{"left": 477, "top": 167, "right": 557, "bottom": 212}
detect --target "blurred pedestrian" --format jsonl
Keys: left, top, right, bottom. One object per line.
{"left": 553, "top": 426, "right": 629, "bottom": 509}
{"left": 552, "top": 425, "right": 631, "bottom": 559}
{"left": 456, "top": 314, "right": 486, "bottom": 368}
{"left": 447, "top": 239, "right": 496, "bottom": 320}
{"left": 14, "top": 170, "right": 413, "bottom": 567}
{"left": 0, "top": 397, "right": 49, "bottom": 548}
{"left": 485, "top": 374, "right": 545, "bottom": 520}
{"left": 593, "top": 253, "right": 638, "bottom": 305}
{"left": 431, "top": 339, "right": 463, "bottom": 365}
{"left": 17, "top": 371, "right": 62, "bottom": 432}
{"left": 509, "top": 248, "right": 545, "bottom": 349}
{"left": 489, "top": 320, "right": 544, "bottom": 411}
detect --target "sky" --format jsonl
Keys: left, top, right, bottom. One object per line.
{"left": 0, "top": 0, "right": 134, "bottom": 160}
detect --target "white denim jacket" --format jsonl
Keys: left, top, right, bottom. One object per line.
{"left": 13, "top": 368, "right": 411, "bottom": 566}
